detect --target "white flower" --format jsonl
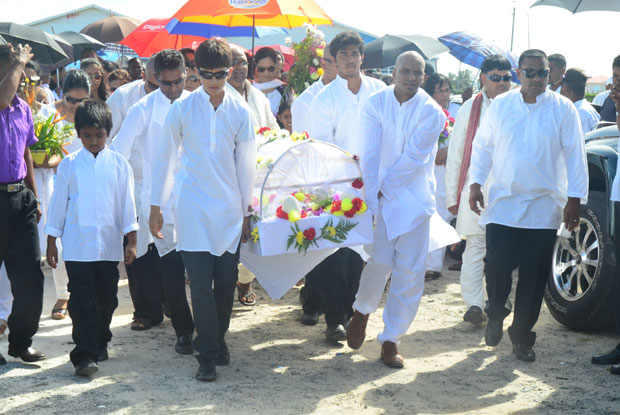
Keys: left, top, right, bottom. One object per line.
{"left": 284, "top": 37, "right": 292, "bottom": 45}
{"left": 312, "top": 58, "right": 319, "bottom": 66}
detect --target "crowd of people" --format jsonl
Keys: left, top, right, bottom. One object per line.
{"left": 1, "top": 28, "right": 620, "bottom": 383}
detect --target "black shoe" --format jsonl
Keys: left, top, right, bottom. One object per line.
{"left": 75, "top": 359, "right": 99, "bottom": 376}
{"left": 326, "top": 324, "right": 347, "bottom": 343}
{"left": 463, "top": 306, "right": 486, "bottom": 325}
{"left": 195, "top": 356, "right": 216, "bottom": 382}
{"left": 0, "top": 352, "right": 6, "bottom": 365}
{"left": 591, "top": 347, "right": 620, "bottom": 365}
{"left": 98, "top": 345, "right": 108, "bottom": 362}
{"left": 300, "top": 312, "right": 319, "bottom": 326}
{"left": 611, "top": 364, "right": 620, "bottom": 375}
{"left": 485, "top": 319, "right": 503, "bottom": 347}
{"left": 175, "top": 335, "right": 193, "bottom": 355}
{"left": 8, "top": 347, "right": 46, "bottom": 362}
{"left": 216, "top": 340, "right": 230, "bottom": 366}
{"left": 513, "top": 344, "right": 536, "bottom": 362}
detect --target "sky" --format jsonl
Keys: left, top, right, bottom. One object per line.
{"left": 2, "top": 0, "right": 619, "bottom": 77}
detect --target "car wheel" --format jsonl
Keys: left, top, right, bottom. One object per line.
{"left": 544, "top": 191, "right": 616, "bottom": 330}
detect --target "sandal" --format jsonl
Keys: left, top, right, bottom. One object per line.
{"left": 51, "top": 308, "right": 68, "bottom": 320}
{"left": 131, "top": 317, "right": 154, "bottom": 331}
{"left": 237, "top": 281, "right": 257, "bottom": 306}
{"left": 425, "top": 271, "right": 441, "bottom": 281}
{"left": 448, "top": 262, "right": 462, "bottom": 271}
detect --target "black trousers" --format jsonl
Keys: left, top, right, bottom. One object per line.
{"left": 65, "top": 260, "right": 119, "bottom": 365}
{"left": 126, "top": 242, "right": 164, "bottom": 324}
{"left": 485, "top": 224, "right": 557, "bottom": 347}
{"left": 180, "top": 249, "right": 239, "bottom": 361}
{"left": 160, "top": 250, "right": 194, "bottom": 337}
{"left": 613, "top": 202, "right": 620, "bottom": 335}
{"left": 0, "top": 187, "right": 44, "bottom": 350}
{"left": 302, "top": 248, "right": 363, "bottom": 327}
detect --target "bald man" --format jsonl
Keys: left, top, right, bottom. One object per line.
{"left": 346, "top": 52, "right": 446, "bottom": 368}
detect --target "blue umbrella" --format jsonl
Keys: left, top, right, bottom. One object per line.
{"left": 438, "top": 31, "right": 520, "bottom": 83}
{"left": 165, "top": 19, "right": 286, "bottom": 38}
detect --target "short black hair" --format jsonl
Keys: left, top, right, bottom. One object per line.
{"left": 63, "top": 69, "right": 91, "bottom": 95}
{"left": 481, "top": 55, "right": 512, "bottom": 74}
{"left": 518, "top": 49, "right": 548, "bottom": 68}
{"left": 254, "top": 47, "right": 278, "bottom": 66}
{"left": 179, "top": 48, "right": 195, "bottom": 58}
{"left": 330, "top": 30, "right": 364, "bottom": 58}
{"left": 195, "top": 39, "right": 231, "bottom": 70}
{"left": 25, "top": 61, "right": 40, "bottom": 76}
{"left": 424, "top": 60, "right": 435, "bottom": 76}
{"left": 101, "top": 59, "right": 118, "bottom": 74}
{"left": 80, "top": 57, "right": 102, "bottom": 71}
{"left": 154, "top": 49, "right": 185, "bottom": 77}
{"left": 277, "top": 99, "right": 293, "bottom": 116}
{"left": 423, "top": 73, "right": 451, "bottom": 96}
{"left": 128, "top": 57, "right": 142, "bottom": 66}
{"left": 562, "top": 68, "right": 588, "bottom": 97}
{"left": 548, "top": 53, "right": 566, "bottom": 68}
{"left": 75, "top": 99, "right": 113, "bottom": 135}
{"left": 613, "top": 55, "right": 620, "bottom": 69}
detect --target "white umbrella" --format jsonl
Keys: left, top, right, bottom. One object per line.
{"left": 531, "top": 0, "right": 620, "bottom": 13}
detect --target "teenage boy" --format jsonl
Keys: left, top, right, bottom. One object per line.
{"left": 150, "top": 39, "right": 255, "bottom": 382}
{"left": 45, "top": 99, "right": 138, "bottom": 376}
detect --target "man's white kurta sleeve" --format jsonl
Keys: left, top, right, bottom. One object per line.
{"left": 44, "top": 161, "right": 70, "bottom": 238}
{"left": 469, "top": 106, "right": 495, "bottom": 187}
{"left": 235, "top": 109, "right": 257, "bottom": 216}
{"left": 120, "top": 159, "right": 139, "bottom": 234}
{"left": 110, "top": 103, "right": 146, "bottom": 159}
{"left": 106, "top": 91, "right": 125, "bottom": 138}
{"left": 151, "top": 102, "right": 181, "bottom": 208}
{"left": 445, "top": 102, "right": 469, "bottom": 207}
{"left": 359, "top": 99, "right": 383, "bottom": 214}
{"left": 380, "top": 107, "right": 445, "bottom": 201}
{"left": 309, "top": 93, "right": 334, "bottom": 143}
{"left": 561, "top": 104, "right": 589, "bottom": 200}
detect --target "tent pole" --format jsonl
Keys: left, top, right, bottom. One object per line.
{"left": 250, "top": 15, "right": 256, "bottom": 77}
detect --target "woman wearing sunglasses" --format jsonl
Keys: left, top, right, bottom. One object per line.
{"left": 252, "top": 47, "right": 293, "bottom": 116}
{"left": 35, "top": 69, "right": 91, "bottom": 321}
{"left": 80, "top": 58, "right": 109, "bottom": 101}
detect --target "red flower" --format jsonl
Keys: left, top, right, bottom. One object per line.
{"left": 331, "top": 200, "right": 342, "bottom": 212}
{"left": 276, "top": 206, "right": 289, "bottom": 220}
{"left": 344, "top": 209, "right": 356, "bottom": 218}
{"left": 300, "top": 211, "right": 307, "bottom": 218}
{"left": 304, "top": 131, "right": 309, "bottom": 138}
{"left": 352, "top": 178, "right": 364, "bottom": 189}
{"left": 352, "top": 198, "right": 363, "bottom": 212}
{"left": 303, "top": 228, "right": 316, "bottom": 241}
{"left": 442, "top": 108, "right": 450, "bottom": 117}
{"left": 258, "top": 127, "right": 271, "bottom": 135}
{"left": 352, "top": 155, "right": 360, "bottom": 161}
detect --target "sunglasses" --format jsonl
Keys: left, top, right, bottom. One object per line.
{"left": 88, "top": 73, "right": 103, "bottom": 81}
{"left": 198, "top": 68, "right": 230, "bottom": 80}
{"left": 232, "top": 60, "right": 248, "bottom": 67}
{"left": 522, "top": 68, "right": 549, "bottom": 79}
{"left": 146, "top": 79, "right": 159, "bottom": 90}
{"left": 487, "top": 74, "right": 512, "bottom": 83}
{"left": 187, "top": 75, "right": 199, "bottom": 82}
{"left": 256, "top": 65, "right": 276, "bottom": 73}
{"left": 158, "top": 77, "right": 185, "bottom": 87}
{"left": 65, "top": 95, "right": 88, "bottom": 104}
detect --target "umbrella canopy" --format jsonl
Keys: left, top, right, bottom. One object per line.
{"left": 165, "top": 20, "right": 285, "bottom": 38}
{"left": 80, "top": 15, "right": 142, "bottom": 44}
{"left": 0, "top": 22, "right": 69, "bottom": 65}
{"left": 361, "top": 34, "right": 449, "bottom": 69}
{"left": 57, "top": 31, "right": 105, "bottom": 61}
{"left": 0, "top": 35, "right": 6, "bottom": 46}
{"left": 119, "top": 18, "right": 206, "bottom": 58}
{"left": 531, "top": 0, "right": 620, "bottom": 13}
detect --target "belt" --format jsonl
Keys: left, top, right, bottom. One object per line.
{"left": 0, "top": 180, "right": 25, "bottom": 192}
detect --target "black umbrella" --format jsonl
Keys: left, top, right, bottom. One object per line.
{"left": 0, "top": 35, "right": 6, "bottom": 46}
{"left": 0, "top": 22, "right": 69, "bottom": 65}
{"left": 361, "top": 34, "right": 449, "bottom": 69}
{"left": 531, "top": 0, "right": 620, "bottom": 13}
{"left": 57, "top": 31, "right": 105, "bottom": 61}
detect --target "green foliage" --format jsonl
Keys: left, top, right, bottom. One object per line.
{"left": 30, "top": 112, "right": 74, "bottom": 157}
{"left": 287, "top": 24, "right": 326, "bottom": 96}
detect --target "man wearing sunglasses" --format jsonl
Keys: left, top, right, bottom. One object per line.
{"left": 111, "top": 49, "right": 194, "bottom": 352}
{"left": 468, "top": 49, "right": 587, "bottom": 362}
{"left": 445, "top": 55, "right": 512, "bottom": 328}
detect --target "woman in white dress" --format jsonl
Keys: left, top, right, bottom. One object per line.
{"left": 252, "top": 47, "right": 293, "bottom": 116}
{"left": 36, "top": 69, "right": 90, "bottom": 319}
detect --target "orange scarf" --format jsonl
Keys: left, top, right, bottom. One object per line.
{"left": 456, "top": 93, "right": 484, "bottom": 208}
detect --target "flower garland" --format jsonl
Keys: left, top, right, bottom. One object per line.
{"left": 286, "top": 218, "right": 358, "bottom": 254}
{"left": 287, "top": 23, "right": 326, "bottom": 95}
{"left": 438, "top": 108, "right": 455, "bottom": 146}
{"left": 276, "top": 186, "right": 367, "bottom": 223}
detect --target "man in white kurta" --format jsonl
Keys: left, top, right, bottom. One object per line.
{"left": 150, "top": 39, "right": 255, "bottom": 382}
{"left": 111, "top": 49, "right": 194, "bottom": 354}
{"left": 469, "top": 50, "right": 588, "bottom": 362}
{"left": 445, "top": 55, "right": 513, "bottom": 326}
{"left": 560, "top": 68, "right": 600, "bottom": 133}
{"left": 346, "top": 52, "right": 446, "bottom": 368}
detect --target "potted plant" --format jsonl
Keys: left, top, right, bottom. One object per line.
{"left": 30, "top": 111, "right": 73, "bottom": 164}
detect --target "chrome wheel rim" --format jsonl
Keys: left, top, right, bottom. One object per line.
{"left": 552, "top": 218, "right": 600, "bottom": 302}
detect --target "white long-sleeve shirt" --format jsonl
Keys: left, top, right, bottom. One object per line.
{"left": 310, "top": 74, "right": 385, "bottom": 156}
{"left": 470, "top": 88, "right": 588, "bottom": 229}
{"left": 45, "top": 147, "right": 138, "bottom": 261}
{"left": 574, "top": 99, "right": 600, "bottom": 133}
{"left": 110, "top": 89, "right": 189, "bottom": 258}
{"left": 360, "top": 86, "right": 446, "bottom": 241}
{"left": 150, "top": 88, "right": 256, "bottom": 255}
{"left": 445, "top": 91, "right": 493, "bottom": 237}
{"left": 291, "top": 77, "right": 326, "bottom": 134}
{"left": 225, "top": 81, "right": 278, "bottom": 130}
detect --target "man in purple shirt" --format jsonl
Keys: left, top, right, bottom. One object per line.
{"left": 0, "top": 43, "right": 46, "bottom": 365}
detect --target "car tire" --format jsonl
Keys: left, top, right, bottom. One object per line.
{"left": 544, "top": 191, "right": 616, "bottom": 331}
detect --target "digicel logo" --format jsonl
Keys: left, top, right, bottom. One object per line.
{"left": 143, "top": 25, "right": 166, "bottom": 31}
{"left": 228, "top": 0, "right": 269, "bottom": 9}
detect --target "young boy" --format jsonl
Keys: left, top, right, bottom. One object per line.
{"left": 45, "top": 99, "right": 138, "bottom": 376}
{"left": 149, "top": 38, "right": 255, "bottom": 382}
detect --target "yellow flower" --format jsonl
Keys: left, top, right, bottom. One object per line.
{"left": 317, "top": 68, "right": 324, "bottom": 77}
{"left": 296, "top": 231, "right": 304, "bottom": 245}
{"left": 316, "top": 48, "right": 324, "bottom": 58}
{"left": 310, "top": 71, "right": 319, "bottom": 81}
{"left": 333, "top": 210, "right": 344, "bottom": 216}
{"left": 341, "top": 198, "right": 353, "bottom": 212}
{"left": 359, "top": 202, "right": 368, "bottom": 214}
{"left": 327, "top": 226, "right": 336, "bottom": 237}
{"left": 294, "top": 192, "right": 305, "bottom": 202}
{"left": 289, "top": 210, "right": 301, "bottom": 222}
{"left": 251, "top": 227, "right": 259, "bottom": 243}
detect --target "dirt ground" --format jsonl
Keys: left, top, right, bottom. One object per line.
{"left": 1, "top": 257, "right": 619, "bottom": 415}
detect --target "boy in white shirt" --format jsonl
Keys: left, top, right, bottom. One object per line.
{"left": 45, "top": 100, "right": 138, "bottom": 376}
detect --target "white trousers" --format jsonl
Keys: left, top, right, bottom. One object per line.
{"left": 460, "top": 234, "right": 486, "bottom": 309}
{"left": 34, "top": 168, "right": 69, "bottom": 300}
{"left": 354, "top": 211, "right": 429, "bottom": 343}
{"left": 0, "top": 264, "right": 13, "bottom": 321}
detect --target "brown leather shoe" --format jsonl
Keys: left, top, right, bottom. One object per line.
{"left": 381, "top": 341, "right": 404, "bottom": 368}
{"left": 346, "top": 311, "right": 369, "bottom": 349}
